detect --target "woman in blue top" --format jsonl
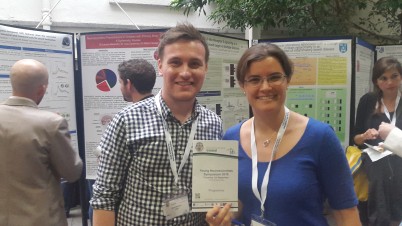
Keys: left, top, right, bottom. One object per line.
{"left": 206, "top": 43, "right": 360, "bottom": 226}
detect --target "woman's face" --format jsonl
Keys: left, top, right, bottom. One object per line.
{"left": 241, "top": 57, "right": 289, "bottom": 114}
{"left": 375, "top": 68, "right": 402, "bottom": 96}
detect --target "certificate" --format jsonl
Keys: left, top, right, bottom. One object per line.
{"left": 191, "top": 140, "right": 238, "bottom": 212}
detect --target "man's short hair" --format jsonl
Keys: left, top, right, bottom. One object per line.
{"left": 157, "top": 23, "right": 209, "bottom": 63}
{"left": 118, "top": 59, "right": 156, "bottom": 94}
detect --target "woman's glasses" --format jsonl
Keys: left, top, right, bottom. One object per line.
{"left": 244, "top": 73, "right": 286, "bottom": 87}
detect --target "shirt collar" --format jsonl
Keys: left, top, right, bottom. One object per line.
{"left": 157, "top": 96, "right": 200, "bottom": 123}
{"left": 140, "top": 94, "right": 154, "bottom": 101}
{"left": 4, "top": 96, "right": 38, "bottom": 108}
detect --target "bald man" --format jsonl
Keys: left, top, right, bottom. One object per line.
{"left": 0, "top": 59, "right": 83, "bottom": 226}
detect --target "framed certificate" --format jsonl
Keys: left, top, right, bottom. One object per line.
{"left": 192, "top": 140, "right": 238, "bottom": 212}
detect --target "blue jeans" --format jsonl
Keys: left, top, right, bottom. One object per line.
{"left": 87, "top": 179, "right": 95, "bottom": 223}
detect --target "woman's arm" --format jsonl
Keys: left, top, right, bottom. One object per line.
{"left": 331, "top": 207, "right": 362, "bottom": 226}
{"left": 354, "top": 93, "right": 378, "bottom": 145}
{"left": 353, "top": 128, "right": 379, "bottom": 146}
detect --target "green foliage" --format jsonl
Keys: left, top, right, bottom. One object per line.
{"left": 170, "top": 0, "right": 402, "bottom": 44}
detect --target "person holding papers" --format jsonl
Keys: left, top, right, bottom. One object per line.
{"left": 353, "top": 56, "right": 402, "bottom": 226}
{"left": 91, "top": 23, "right": 223, "bottom": 226}
{"left": 379, "top": 122, "right": 402, "bottom": 157}
{"left": 206, "top": 43, "right": 360, "bottom": 226}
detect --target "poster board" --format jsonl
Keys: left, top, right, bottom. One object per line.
{"left": 259, "top": 38, "right": 353, "bottom": 147}
{"left": 376, "top": 45, "right": 402, "bottom": 62}
{"left": 79, "top": 30, "right": 249, "bottom": 179}
{"left": 199, "top": 32, "right": 249, "bottom": 131}
{"left": 0, "top": 24, "right": 78, "bottom": 151}
{"left": 354, "top": 38, "right": 375, "bottom": 116}
{"left": 79, "top": 30, "right": 164, "bottom": 180}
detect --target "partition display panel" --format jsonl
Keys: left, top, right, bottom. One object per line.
{"left": 260, "top": 39, "right": 353, "bottom": 146}
{"left": 0, "top": 24, "right": 78, "bottom": 151}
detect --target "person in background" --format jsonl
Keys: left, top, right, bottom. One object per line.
{"left": 117, "top": 58, "right": 156, "bottom": 103}
{"left": 90, "top": 23, "right": 223, "bottom": 226}
{"left": 379, "top": 122, "right": 402, "bottom": 157}
{"left": 354, "top": 56, "right": 402, "bottom": 226}
{"left": 206, "top": 43, "right": 360, "bottom": 226}
{"left": 0, "top": 59, "right": 83, "bottom": 226}
{"left": 87, "top": 58, "right": 156, "bottom": 223}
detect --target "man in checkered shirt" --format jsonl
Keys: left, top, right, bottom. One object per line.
{"left": 90, "top": 23, "right": 223, "bottom": 226}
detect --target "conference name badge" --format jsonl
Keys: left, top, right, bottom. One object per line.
{"left": 161, "top": 192, "right": 190, "bottom": 220}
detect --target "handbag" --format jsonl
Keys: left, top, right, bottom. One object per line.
{"left": 346, "top": 146, "right": 368, "bottom": 201}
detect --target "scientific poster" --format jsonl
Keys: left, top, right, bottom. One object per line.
{"left": 261, "top": 39, "right": 353, "bottom": 146}
{"left": 79, "top": 30, "right": 164, "bottom": 179}
{"left": 201, "top": 33, "right": 249, "bottom": 131}
{"left": 0, "top": 24, "right": 78, "bottom": 151}
{"left": 80, "top": 30, "right": 249, "bottom": 179}
{"left": 376, "top": 45, "right": 402, "bottom": 61}
{"left": 355, "top": 38, "right": 375, "bottom": 114}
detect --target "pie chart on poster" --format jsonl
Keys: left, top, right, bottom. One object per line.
{"left": 95, "top": 69, "right": 117, "bottom": 92}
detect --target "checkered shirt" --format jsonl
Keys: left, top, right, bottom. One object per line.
{"left": 90, "top": 96, "right": 223, "bottom": 225}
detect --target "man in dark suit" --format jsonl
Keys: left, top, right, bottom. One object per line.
{"left": 0, "top": 59, "right": 83, "bottom": 226}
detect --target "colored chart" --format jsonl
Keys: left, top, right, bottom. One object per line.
{"left": 96, "top": 69, "right": 117, "bottom": 92}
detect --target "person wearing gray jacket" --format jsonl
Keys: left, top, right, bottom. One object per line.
{"left": 0, "top": 59, "right": 82, "bottom": 226}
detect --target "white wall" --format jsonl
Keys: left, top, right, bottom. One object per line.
{"left": 0, "top": 0, "right": 243, "bottom": 37}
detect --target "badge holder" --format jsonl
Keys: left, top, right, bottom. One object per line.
{"left": 161, "top": 189, "right": 190, "bottom": 220}
{"left": 251, "top": 214, "right": 277, "bottom": 226}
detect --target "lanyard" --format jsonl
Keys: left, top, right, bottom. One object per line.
{"left": 381, "top": 91, "right": 400, "bottom": 126}
{"left": 155, "top": 92, "right": 198, "bottom": 188}
{"left": 250, "top": 107, "right": 290, "bottom": 217}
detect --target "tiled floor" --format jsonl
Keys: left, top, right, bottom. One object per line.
{"left": 67, "top": 206, "right": 90, "bottom": 226}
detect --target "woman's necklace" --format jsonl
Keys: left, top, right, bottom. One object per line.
{"left": 253, "top": 118, "right": 279, "bottom": 148}
{"left": 262, "top": 132, "right": 277, "bottom": 147}
{"left": 263, "top": 138, "right": 272, "bottom": 147}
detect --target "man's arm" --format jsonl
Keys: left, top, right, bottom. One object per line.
{"left": 93, "top": 209, "right": 115, "bottom": 226}
{"left": 50, "top": 117, "right": 83, "bottom": 182}
{"left": 90, "top": 113, "right": 130, "bottom": 222}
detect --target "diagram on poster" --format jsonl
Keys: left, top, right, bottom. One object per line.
{"left": 95, "top": 69, "right": 117, "bottom": 92}
{"left": 0, "top": 24, "right": 78, "bottom": 151}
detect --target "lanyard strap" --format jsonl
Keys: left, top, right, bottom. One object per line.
{"left": 155, "top": 92, "right": 198, "bottom": 187}
{"left": 381, "top": 91, "right": 400, "bottom": 126}
{"left": 251, "top": 107, "right": 290, "bottom": 217}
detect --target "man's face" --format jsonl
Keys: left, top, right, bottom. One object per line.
{"left": 158, "top": 40, "right": 208, "bottom": 104}
{"left": 119, "top": 76, "right": 132, "bottom": 102}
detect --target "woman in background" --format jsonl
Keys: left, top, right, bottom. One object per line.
{"left": 206, "top": 43, "right": 360, "bottom": 226}
{"left": 354, "top": 56, "right": 402, "bottom": 226}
